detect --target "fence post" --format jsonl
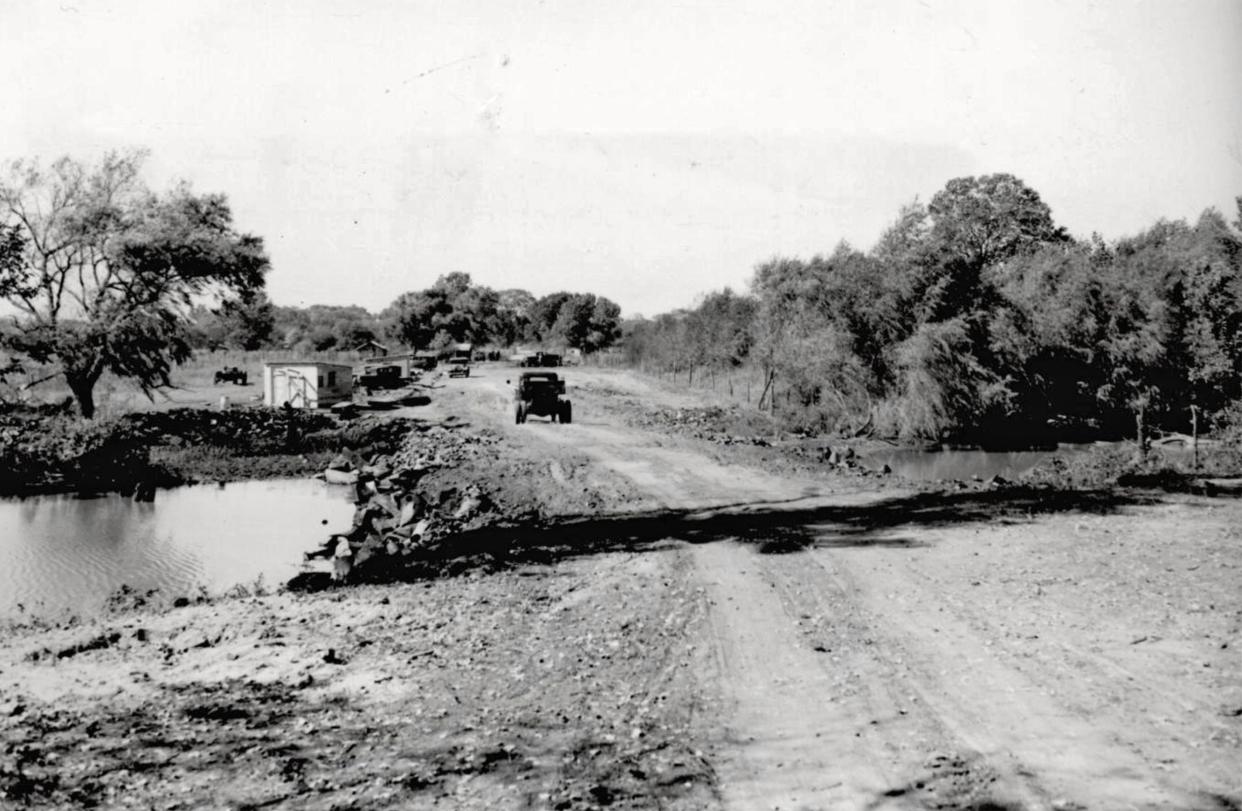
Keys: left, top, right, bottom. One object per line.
{"left": 1191, "top": 404, "right": 1200, "bottom": 469}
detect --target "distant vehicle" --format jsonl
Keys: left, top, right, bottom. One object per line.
{"left": 214, "top": 366, "right": 248, "bottom": 385}
{"left": 513, "top": 371, "right": 572, "bottom": 424}
{"left": 355, "top": 364, "right": 405, "bottom": 392}
{"left": 517, "top": 351, "right": 562, "bottom": 368}
{"left": 447, "top": 357, "right": 471, "bottom": 378}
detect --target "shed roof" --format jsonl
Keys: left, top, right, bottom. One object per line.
{"left": 263, "top": 360, "right": 353, "bottom": 369}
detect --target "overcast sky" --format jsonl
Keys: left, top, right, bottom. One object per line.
{"left": 3, "top": 0, "right": 1240, "bottom": 317}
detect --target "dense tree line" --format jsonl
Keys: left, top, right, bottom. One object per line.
{"left": 186, "top": 270, "right": 622, "bottom": 356}
{"left": 10, "top": 149, "right": 1229, "bottom": 443}
{"left": 625, "top": 174, "right": 1242, "bottom": 445}
{"left": 383, "top": 272, "right": 621, "bottom": 353}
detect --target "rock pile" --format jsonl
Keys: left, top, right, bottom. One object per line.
{"left": 302, "top": 424, "right": 505, "bottom": 584}
{"left": 630, "top": 405, "right": 771, "bottom": 446}
{"left": 785, "top": 442, "right": 896, "bottom": 477}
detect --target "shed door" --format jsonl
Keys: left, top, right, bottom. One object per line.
{"left": 273, "top": 368, "right": 309, "bottom": 407}
{"left": 272, "top": 369, "right": 290, "bottom": 406}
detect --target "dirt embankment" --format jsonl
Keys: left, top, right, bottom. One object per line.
{"left": 295, "top": 416, "right": 653, "bottom": 587}
{"left": 2, "top": 365, "right": 1240, "bottom": 810}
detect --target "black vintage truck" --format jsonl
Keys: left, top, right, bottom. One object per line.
{"left": 213, "top": 366, "right": 248, "bottom": 385}
{"left": 354, "top": 364, "right": 404, "bottom": 392}
{"left": 513, "top": 371, "right": 572, "bottom": 424}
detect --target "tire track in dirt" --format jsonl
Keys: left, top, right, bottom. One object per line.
{"left": 799, "top": 550, "right": 1202, "bottom": 809}
{"left": 815, "top": 521, "right": 1242, "bottom": 808}
{"left": 459, "top": 371, "right": 944, "bottom": 806}
{"left": 695, "top": 540, "right": 899, "bottom": 808}
{"left": 444, "top": 369, "right": 1241, "bottom": 808}
{"left": 463, "top": 376, "right": 929, "bottom": 806}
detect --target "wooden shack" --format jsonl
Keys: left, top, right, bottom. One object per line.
{"left": 263, "top": 361, "right": 353, "bottom": 408}
{"left": 354, "top": 339, "right": 389, "bottom": 358}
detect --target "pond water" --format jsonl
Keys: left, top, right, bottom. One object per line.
{"left": 0, "top": 479, "right": 356, "bottom": 620}
{"left": 861, "top": 441, "right": 1194, "bottom": 482}
{"left": 862, "top": 447, "right": 1067, "bottom": 482}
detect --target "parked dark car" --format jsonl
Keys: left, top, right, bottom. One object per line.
{"left": 214, "top": 366, "right": 248, "bottom": 385}
{"left": 518, "top": 351, "right": 563, "bottom": 368}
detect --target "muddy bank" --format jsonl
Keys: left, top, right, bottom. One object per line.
{"left": 582, "top": 395, "right": 1242, "bottom": 492}
{"left": 298, "top": 417, "right": 652, "bottom": 588}
{"left": 0, "top": 405, "right": 417, "bottom": 497}
{"left": 0, "top": 558, "right": 716, "bottom": 810}
{"left": 1022, "top": 440, "right": 1242, "bottom": 491}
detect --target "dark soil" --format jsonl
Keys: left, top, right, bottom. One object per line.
{"left": 0, "top": 405, "right": 418, "bottom": 497}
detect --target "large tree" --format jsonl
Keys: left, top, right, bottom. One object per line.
{"left": 689, "top": 288, "right": 756, "bottom": 370}
{"left": 526, "top": 291, "right": 575, "bottom": 343}
{"left": 0, "top": 151, "right": 269, "bottom": 416}
{"left": 927, "top": 173, "right": 1066, "bottom": 271}
{"left": 384, "top": 273, "right": 501, "bottom": 349}
{"left": 0, "top": 224, "right": 25, "bottom": 391}
{"left": 548, "top": 293, "right": 622, "bottom": 352}
{"left": 913, "top": 173, "right": 1067, "bottom": 324}
{"left": 492, "top": 288, "right": 535, "bottom": 345}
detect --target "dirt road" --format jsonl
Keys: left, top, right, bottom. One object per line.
{"left": 2, "top": 365, "right": 1239, "bottom": 809}
{"left": 440, "top": 367, "right": 1242, "bottom": 809}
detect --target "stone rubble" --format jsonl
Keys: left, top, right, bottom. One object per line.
{"left": 303, "top": 424, "right": 505, "bottom": 584}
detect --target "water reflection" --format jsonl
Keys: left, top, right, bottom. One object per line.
{"left": 864, "top": 448, "right": 1062, "bottom": 482}
{"left": 0, "top": 479, "right": 355, "bottom": 620}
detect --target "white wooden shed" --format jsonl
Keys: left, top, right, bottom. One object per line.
{"left": 263, "top": 361, "right": 353, "bottom": 409}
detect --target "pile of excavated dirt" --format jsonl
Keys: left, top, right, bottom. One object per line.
{"left": 621, "top": 403, "right": 775, "bottom": 446}
{"left": 298, "top": 420, "right": 653, "bottom": 586}
{"left": 1022, "top": 441, "right": 1242, "bottom": 492}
